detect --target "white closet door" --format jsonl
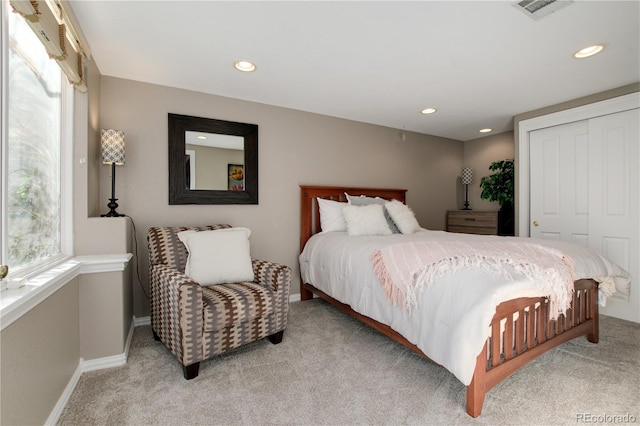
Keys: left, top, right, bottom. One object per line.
{"left": 529, "top": 121, "right": 589, "bottom": 246}
{"left": 589, "top": 109, "right": 639, "bottom": 322}
{"left": 529, "top": 108, "right": 639, "bottom": 322}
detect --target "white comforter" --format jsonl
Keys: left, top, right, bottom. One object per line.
{"left": 299, "top": 229, "right": 631, "bottom": 386}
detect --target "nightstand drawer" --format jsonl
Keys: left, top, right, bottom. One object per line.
{"left": 447, "top": 211, "right": 498, "bottom": 235}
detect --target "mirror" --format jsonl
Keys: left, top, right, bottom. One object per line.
{"left": 185, "top": 131, "right": 245, "bottom": 190}
{"left": 168, "top": 113, "right": 258, "bottom": 204}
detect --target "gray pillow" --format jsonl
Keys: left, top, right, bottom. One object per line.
{"left": 345, "top": 193, "right": 400, "bottom": 234}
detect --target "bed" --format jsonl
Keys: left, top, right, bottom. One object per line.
{"left": 298, "top": 185, "right": 631, "bottom": 417}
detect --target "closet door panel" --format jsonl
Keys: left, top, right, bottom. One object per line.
{"left": 589, "top": 108, "right": 639, "bottom": 322}
{"left": 529, "top": 120, "right": 589, "bottom": 244}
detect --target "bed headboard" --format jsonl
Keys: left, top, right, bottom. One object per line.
{"left": 299, "top": 185, "right": 407, "bottom": 252}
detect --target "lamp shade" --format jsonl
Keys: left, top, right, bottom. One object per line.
{"left": 101, "top": 129, "right": 125, "bottom": 165}
{"left": 461, "top": 167, "right": 473, "bottom": 185}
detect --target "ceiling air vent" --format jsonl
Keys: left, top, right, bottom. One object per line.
{"left": 513, "top": 0, "right": 573, "bottom": 20}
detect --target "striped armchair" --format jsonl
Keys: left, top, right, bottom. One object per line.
{"left": 147, "top": 225, "right": 291, "bottom": 379}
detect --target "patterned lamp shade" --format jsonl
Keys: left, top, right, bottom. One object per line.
{"left": 101, "top": 129, "right": 125, "bottom": 165}
{"left": 461, "top": 167, "right": 473, "bottom": 185}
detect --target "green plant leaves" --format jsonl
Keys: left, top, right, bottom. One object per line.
{"left": 479, "top": 159, "right": 514, "bottom": 207}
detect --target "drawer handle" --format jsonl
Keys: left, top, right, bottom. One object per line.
{"left": 464, "top": 218, "right": 476, "bottom": 221}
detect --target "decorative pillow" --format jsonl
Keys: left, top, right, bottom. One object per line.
{"left": 177, "top": 227, "right": 254, "bottom": 285}
{"left": 385, "top": 200, "right": 420, "bottom": 234}
{"left": 317, "top": 197, "right": 347, "bottom": 232}
{"left": 343, "top": 204, "right": 392, "bottom": 236}
{"left": 345, "top": 193, "right": 400, "bottom": 233}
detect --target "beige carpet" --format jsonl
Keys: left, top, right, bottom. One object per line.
{"left": 59, "top": 299, "right": 639, "bottom": 425}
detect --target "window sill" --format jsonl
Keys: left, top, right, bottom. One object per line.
{"left": 0, "top": 254, "right": 132, "bottom": 331}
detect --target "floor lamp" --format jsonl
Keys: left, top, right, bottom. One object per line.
{"left": 101, "top": 129, "right": 125, "bottom": 217}
{"left": 462, "top": 167, "right": 472, "bottom": 210}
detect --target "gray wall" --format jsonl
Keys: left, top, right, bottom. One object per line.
{"left": 79, "top": 267, "right": 133, "bottom": 360}
{"left": 97, "top": 76, "right": 465, "bottom": 317}
{"left": 0, "top": 280, "right": 80, "bottom": 425}
{"left": 462, "top": 131, "right": 515, "bottom": 212}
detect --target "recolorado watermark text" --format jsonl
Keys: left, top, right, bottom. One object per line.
{"left": 576, "top": 413, "right": 637, "bottom": 423}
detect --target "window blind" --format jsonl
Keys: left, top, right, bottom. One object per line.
{"left": 9, "top": 0, "right": 91, "bottom": 91}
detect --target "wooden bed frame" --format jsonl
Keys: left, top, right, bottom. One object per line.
{"left": 299, "top": 185, "right": 599, "bottom": 417}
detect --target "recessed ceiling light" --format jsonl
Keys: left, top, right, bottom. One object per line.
{"left": 420, "top": 108, "right": 437, "bottom": 115}
{"left": 234, "top": 60, "right": 257, "bottom": 72}
{"left": 479, "top": 128, "right": 492, "bottom": 133}
{"left": 196, "top": 135, "right": 207, "bottom": 140}
{"left": 574, "top": 44, "right": 605, "bottom": 59}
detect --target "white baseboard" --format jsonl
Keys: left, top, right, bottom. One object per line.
{"left": 134, "top": 315, "right": 151, "bottom": 327}
{"left": 289, "top": 293, "right": 301, "bottom": 303}
{"left": 82, "top": 316, "right": 136, "bottom": 372}
{"left": 45, "top": 363, "right": 82, "bottom": 426}
{"left": 81, "top": 352, "right": 128, "bottom": 372}
{"left": 46, "top": 316, "right": 136, "bottom": 424}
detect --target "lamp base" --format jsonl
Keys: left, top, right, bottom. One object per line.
{"left": 462, "top": 184, "right": 472, "bottom": 210}
{"left": 102, "top": 198, "right": 124, "bottom": 217}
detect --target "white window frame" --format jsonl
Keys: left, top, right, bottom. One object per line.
{"left": 0, "top": 2, "right": 74, "bottom": 283}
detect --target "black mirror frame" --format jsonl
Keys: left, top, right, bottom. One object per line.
{"left": 168, "top": 113, "right": 258, "bottom": 205}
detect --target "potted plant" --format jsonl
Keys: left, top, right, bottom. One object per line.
{"left": 479, "top": 159, "right": 514, "bottom": 236}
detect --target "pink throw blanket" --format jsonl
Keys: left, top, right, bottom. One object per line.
{"left": 371, "top": 240, "right": 575, "bottom": 319}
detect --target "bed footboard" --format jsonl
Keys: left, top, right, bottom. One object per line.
{"left": 466, "top": 279, "right": 599, "bottom": 417}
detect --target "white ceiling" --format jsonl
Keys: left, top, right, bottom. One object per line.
{"left": 68, "top": 1, "right": 639, "bottom": 141}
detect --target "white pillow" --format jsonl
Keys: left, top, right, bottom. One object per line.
{"left": 345, "top": 193, "right": 400, "bottom": 233}
{"left": 385, "top": 200, "right": 420, "bottom": 234}
{"left": 343, "top": 204, "right": 392, "bottom": 236}
{"left": 317, "top": 197, "right": 347, "bottom": 232}
{"left": 177, "top": 228, "right": 254, "bottom": 285}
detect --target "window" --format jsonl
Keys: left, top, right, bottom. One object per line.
{"left": 1, "top": 2, "right": 72, "bottom": 277}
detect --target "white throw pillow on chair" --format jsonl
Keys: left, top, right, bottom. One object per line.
{"left": 177, "top": 227, "right": 255, "bottom": 285}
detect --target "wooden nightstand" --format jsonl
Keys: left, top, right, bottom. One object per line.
{"left": 446, "top": 210, "right": 498, "bottom": 235}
